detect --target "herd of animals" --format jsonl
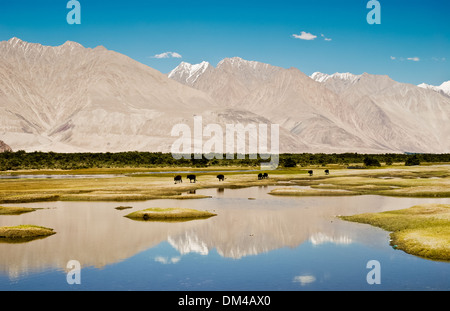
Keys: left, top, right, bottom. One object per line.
{"left": 173, "top": 169, "right": 330, "bottom": 184}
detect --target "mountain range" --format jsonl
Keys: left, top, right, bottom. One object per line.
{"left": 169, "top": 58, "right": 450, "bottom": 154}
{"left": 1, "top": 38, "right": 449, "bottom": 154}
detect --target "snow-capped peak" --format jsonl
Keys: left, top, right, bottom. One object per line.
{"left": 168, "top": 61, "right": 211, "bottom": 84}
{"left": 217, "top": 57, "right": 267, "bottom": 70}
{"left": 418, "top": 81, "right": 450, "bottom": 96}
{"left": 439, "top": 81, "right": 450, "bottom": 94}
{"left": 310, "top": 72, "right": 330, "bottom": 83}
{"left": 417, "top": 83, "right": 431, "bottom": 88}
{"left": 311, "top": 72, "right": 361, "bottom": 83}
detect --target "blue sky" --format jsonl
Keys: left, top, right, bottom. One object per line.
{"left": 0, "top": 0, "right": 449, "bottom": 85}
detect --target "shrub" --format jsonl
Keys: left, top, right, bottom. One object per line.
{"left": 363, "top": 156, "right": 381, "bottom": 167}
{"left": 405, "top": 155, "right": 420, "bottom": 166}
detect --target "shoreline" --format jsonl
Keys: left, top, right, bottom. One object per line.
{"left": 339, "top": 203, "right": 450, "bottom": 261}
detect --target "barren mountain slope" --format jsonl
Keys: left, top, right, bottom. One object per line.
{"left": 313, "top": 72, "right": 450, "bottom": 153}
{"left": 171, "top": 58, "right": 450, "bottom": 153}
{"left": 0, "top": 39, "right": 303, "bottom": 153}
{"left": 1, "top": 38, "right": 448, "bottom": 154}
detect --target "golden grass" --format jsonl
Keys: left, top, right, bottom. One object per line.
{"left": 124, "top": 207, "right": 217, "bottom": 222}
{"left": 269, "top": 166, "right": 450, "bottom": 198}
{"left": 0, "top": 206, "right": 39, "bottom": 215}
{"left": 339, "top": 204, "right": 450, "bottom": 261}
{"left": 0, "top": 225, "right": 56, "bottom": 243}
{"left": 0, "top": 165, "right": 448, "bottom": 203}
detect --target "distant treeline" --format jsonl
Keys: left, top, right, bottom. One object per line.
{"left": 0, "top": 150, "right": 449, "bottom": 171}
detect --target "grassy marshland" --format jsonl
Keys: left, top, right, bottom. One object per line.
{"left": 0, "top": 225, "right": 56, "bottom": 243}
{"left": 268, "top": 165, "right": 450, "bottom": 198}
{"left": 124, "top": 207, "right": 217, "bottom": 222}
{"left": 0, "top": 165, "right": 448, "bottom": 203}
{"left": 0, "top": 164, "right": 448, "bottom": 259}
{"left": 339, "top": 204, "right": 450, "bottom": 261}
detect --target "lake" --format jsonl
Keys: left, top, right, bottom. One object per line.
{"left": 0, "top": 186, "right": 449, "bottom": 291}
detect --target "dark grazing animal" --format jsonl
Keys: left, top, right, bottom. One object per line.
{"left": 258, "top": 173, "right": 263, "bottom": 180}
{"left": 263, "top": 173, "right": 268, "bottom": 179}
{"left": 187, "top": 174, "right": 197, "bottom": 183}
{"left": 308, "top": 170, "right": 313, "bottom": 176}
{"left": 324, "top": 169, "right": 330, "bottom": 175}
{"left": 217, "top": 174, "right": 225, "bottom": 181}
{"left": 174, "top": 175, "right": 182, "bottom": 184}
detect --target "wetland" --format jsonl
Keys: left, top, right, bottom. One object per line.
{"left": 0, "top": 164, "right": 449, "bottom": 290}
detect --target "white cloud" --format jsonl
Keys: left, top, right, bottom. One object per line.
{"left": 391, "top": 56, "right": 421, "bottom": 62}
{"left": 292, "top": 31, "right": 317, "bottom": 40}
{"left": 152, "top": 51, "right": 182, "bottom": 59}
{"left": 321, "top": 34, "right": 332, "bottom": 41}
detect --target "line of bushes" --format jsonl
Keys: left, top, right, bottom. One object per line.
{"left": 0, "top": 150, "right": 448, "bottom": 171}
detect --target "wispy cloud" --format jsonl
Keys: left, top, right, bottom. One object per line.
{"left": 292, "top": 31, "right": 317, "bottom": 41}
{"left": 390, "top": 56, "right": 420, "bottom": 62}
{"left": 321, "top": 34, "right": 332, "bottom": 41}
{"left": 432, "top": 57, "right": 446, "bottom": 62}
{"left": 393, "top": 56, "right": 445, "bottom": 62}
{"left": 151, "top": 51, "right": 182, "bottom": 59}
{"left": 292, "top": 32, "right": 331, "bottom": 41}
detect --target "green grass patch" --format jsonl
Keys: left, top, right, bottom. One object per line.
{"left": 0, "top": 225, "right": 56, "bottom": 243}
{"left": 114, "top": 206, "right": 133, "bottom": 210}
{"left": 339, "top": 204, "right": 450, "bottom": 261}
{"left": 125, "top": 207, "right": 217, "bottom": 222}
{"left": 0, "top": 206, "right": 39, "bottom": 215}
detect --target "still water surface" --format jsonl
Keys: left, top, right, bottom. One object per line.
{"left": 0, "top": 186, "right": 449, "bottom": 290}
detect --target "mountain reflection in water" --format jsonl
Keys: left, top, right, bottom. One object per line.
{"left": 0, "top": 186, "right": 448, "bottom": 279}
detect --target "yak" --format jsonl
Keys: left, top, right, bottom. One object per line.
{"left": 187, "top": 174, "right": 197, "bottom": 183}
{"left": 174, "top": 175, "right": 182, "bottom": 184}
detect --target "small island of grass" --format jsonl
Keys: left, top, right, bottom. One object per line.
{"left": 0, "top": 206, "right": 39, "bottom": 215}
{"left": 0, "top": 225, "right": 56, "bottom": 243}
{"left": 339, "top": 203, "right": 450, "bottom": 261}
{"left": 115, "top": 206, "right": 133, "bottom": 210}
{"left": 125, "top": 207, "right": 217, "bottom": 222}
